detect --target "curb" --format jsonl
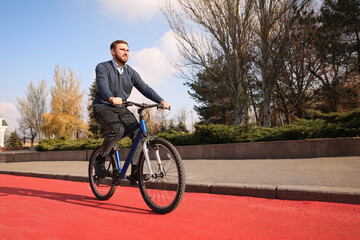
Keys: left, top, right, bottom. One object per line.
{"left": 1, "top": 170, "right": 359, "bottom": 205}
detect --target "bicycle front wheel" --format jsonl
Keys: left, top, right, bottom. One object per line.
{"left": 138, "top": 138, "right": 186, "bottom": 214}
{"left": 89, "top": 146, "right": 117, "bottom": 200}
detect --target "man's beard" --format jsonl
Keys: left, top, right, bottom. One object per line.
{"left": 115, "top": 54, "right": 127, "bottom": 65}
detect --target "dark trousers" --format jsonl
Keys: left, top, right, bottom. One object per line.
{"left": 93, "top": 105, "right": 142, "bottom": 165}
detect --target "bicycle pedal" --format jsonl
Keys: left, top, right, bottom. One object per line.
{"left": 126, "top": 175, "right": 138, "bottom": 185}
{"left": 126, "top": 175, "right": 136, "bottom": 181}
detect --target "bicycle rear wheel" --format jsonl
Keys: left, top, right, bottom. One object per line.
{"left": 89, "top": 146, "right": 117, "bottom": 200}
{"left": 138, "top": 138, "right": 185, "bottom": 214}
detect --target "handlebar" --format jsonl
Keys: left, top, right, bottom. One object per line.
{"left": 111, "top": 100, "right": 170, "bottom": 110}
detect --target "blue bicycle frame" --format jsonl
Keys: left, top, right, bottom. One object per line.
{"left": 114, "top": 118, "right": 148, "bottom": 180}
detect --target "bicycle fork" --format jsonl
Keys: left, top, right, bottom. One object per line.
{"left": 142, "top": 140, "right": 165, "bottom": 179}
{"left": 138, "top": 116, "right": 164, "bottom": 179}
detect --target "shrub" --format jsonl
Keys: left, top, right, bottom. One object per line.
{"left": 156, "top": 130, "right": 194, "bottom": 146}
{"left": 35, "top": 109, "right": 360, "bottom": 150}
{"left": 36, "top": 137, "right": 133, "bottom": 151}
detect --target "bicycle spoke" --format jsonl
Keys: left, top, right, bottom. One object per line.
{"left": 139, "top": 139, "right": 185, "bottom": 214}
{"left": 89, "top": 147, "right": 117, "bottom": 200}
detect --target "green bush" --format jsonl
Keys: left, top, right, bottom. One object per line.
{"left": 156, "top": 130, "right": 194, "bottom": 146}
{"left": 304, "top": 109, "right": 360, "bottom": 137}
{"left": 35, "top": 109, "right": 360, "bottom": 151}
{"left": 36, "top": 137, "right": 132, "bottom": 151}
{"left": 191, "top": 124, "right": 256, "bottom": 144}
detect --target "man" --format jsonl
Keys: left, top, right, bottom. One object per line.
{"left": 93, "top": 40, "right": 170, "bottom": 184}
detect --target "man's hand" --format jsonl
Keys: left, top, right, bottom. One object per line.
{"left": 109, "top": 97, "right": 122, "bottom": 106}
{"left": 160, "top": 101, "right": 170, "bottom": 109}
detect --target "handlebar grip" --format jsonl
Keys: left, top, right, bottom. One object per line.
{"left": 109, "top": 99, "right": 133, "bottom": 107}
{"left": 122, "top": 101, "right": 133, "bottom": 107}
{"left": 157, "top": 103, "right": 171, "bottom": 110}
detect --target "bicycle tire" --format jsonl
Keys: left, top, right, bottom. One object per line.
{"left": 89, "top": 146, "right": 117, "bottom": 200}
{"left": 138, "top": 138, "right": 186, "bottom": 214}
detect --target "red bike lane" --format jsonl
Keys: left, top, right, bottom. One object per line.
{"left": 0, "top": 174, "right": 359, "bottom": 240}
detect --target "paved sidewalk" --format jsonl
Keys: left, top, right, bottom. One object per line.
{"left": 1, "top": 156, "right": 359, "bottom": 204}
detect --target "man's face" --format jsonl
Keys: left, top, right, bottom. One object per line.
{"left": 111, "top": 43, "right": 129, "bottom": 65}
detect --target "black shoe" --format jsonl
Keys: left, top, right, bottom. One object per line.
{"left": 95, "top": 154, "right": 106, "bottom": 178}
{"left": 127, "top": 174, "right": 138, "bottom": 185}
{"left": 128, "top": 165, "right": 150, "bottom": 185}
{"left": 127, "top": 173, "right": 151, "bottom": 185}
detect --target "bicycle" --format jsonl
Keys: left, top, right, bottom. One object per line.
{"left": 88, "top": 101, "right": 186, "bottom": 214}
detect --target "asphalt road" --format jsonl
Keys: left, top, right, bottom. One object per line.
{"left": 1, "top": 157, "right": 359, "bottom": 188}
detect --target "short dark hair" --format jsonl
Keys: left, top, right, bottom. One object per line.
{"left": 110, "top": 40, "right": 128, "bottom": 50}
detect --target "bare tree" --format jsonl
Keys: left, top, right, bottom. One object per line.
{"left": 174, "top": 107, "right": 188, "bottom": 132}
{"left": 310, "top": 0, "right": 360, "bottom": 112}
{"left": 156, "top": 108, "right": 171, "bottom": 132}
{"left": 17, "top": 79, "right": 47, "bottom": 146}
{"left": 253, "top": 0, "right": 297, "bottom": 127}
{"left": 273, "top": 0, "right": 319, "bottom": 123}
{"left": 161, "top": 0, "right": 255, "bottom": 126}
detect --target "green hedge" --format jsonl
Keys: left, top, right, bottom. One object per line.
{"left": 36, "top": 109, "right": 360, "bottom": 151}
{"left": 36, "top": 137, "right": 132, "bottom": 151}
{"left": 157, "top": 109, "right": 360, "bottom": 144}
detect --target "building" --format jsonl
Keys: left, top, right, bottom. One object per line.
{"left": 0, "top": 118, "right": 8, "bottom": 147}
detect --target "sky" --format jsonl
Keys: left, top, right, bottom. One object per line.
{"left": 0, "top": 0, "right": 199, "bottom": 132}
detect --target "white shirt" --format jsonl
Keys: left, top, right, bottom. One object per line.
{"left": 111, "top": 59, "right": 124, "bottom": 75}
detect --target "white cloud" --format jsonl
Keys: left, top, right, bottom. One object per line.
{"left": 131, "top": 47, "right": 169, "bottom": 85}
{"left": 125, "top": 30, "right": 184, "bottom": 106}
{"left": 158, "top": 30, "right": 179, "bottom": 60}
{"left": 96, "top": 0, "right": 160, "bottom": 23}
{"left": 0, "top": 102, "right": 19, "bottom": 132}
{"left": 157, "top": 30, "right": 179, "bottom": 74}
{"left": 128, "top": 30, "right": 181, "bottom": 101}
{"left": 128, "top": 47, "right": 169, "bottom": 102}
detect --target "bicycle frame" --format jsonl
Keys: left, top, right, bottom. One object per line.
{"left": 113, "top": 107, "right": 156, "bottom": 180}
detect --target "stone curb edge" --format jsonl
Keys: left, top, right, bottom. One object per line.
{"left": 1, "top": 170, "right": 359, "bottom": 205}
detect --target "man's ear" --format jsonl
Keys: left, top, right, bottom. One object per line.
{"left": 110, "top": 48, "right": 115, "bottom": 56}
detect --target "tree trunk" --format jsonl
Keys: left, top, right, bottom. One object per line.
{"left": 249, "top": 84, "right": 259, "bottom": 124}
{"left": 234, "top": 94, "right": 242, "bottom": 127}
{"left": 30, "top": 127, "right": 36, "bottom": 147}
{"left": 263, "top": 89, "right": 271, "bottom": 127}
{"left": 234, "top": 108, "right": 241, "bottom": 127}
{"left": 243, "top": 100, "right": 249, "bottom": 125}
